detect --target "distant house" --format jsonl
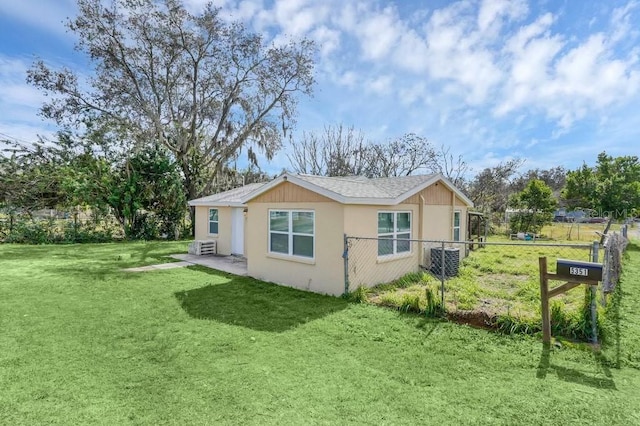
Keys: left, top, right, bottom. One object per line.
{"left": 189, "top": 173, "right": 473, "bottom": 295}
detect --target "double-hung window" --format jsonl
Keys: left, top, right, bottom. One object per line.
{"left": 209, "top": 208, "right": 219, "bottom": 234}
{"left": 453, "top": 211, "right": 461, "bottom": 241}
{"left": 378, "top": 211, "right": 411, "bottom": 256}
{"left": 269, "top": 210, "right": 314, "bottom": 258}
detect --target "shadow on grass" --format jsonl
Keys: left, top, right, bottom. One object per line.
{"left": 603, "top": 239, "right": 638, "bottom": 369}
{"left": 536, "top": 343, "right": 616, "bottom": 390}
{"left": 175, "top": 276, "right": 349, "bottom": 333}
{"left": 42, "top": 242, "right": 188, "bottom": 279}
{"left": 413, "top": 317, "right": 441, "bottom": 339}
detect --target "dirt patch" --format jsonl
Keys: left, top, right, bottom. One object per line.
{"left": 447, "top": 310, "right": 497, "bottom": 330}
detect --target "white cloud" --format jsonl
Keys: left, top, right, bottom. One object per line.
{"left": 311, "top": 26, "right": 341, "bottom": 57}
{"left": 477, "top": 0, "right": 528, "bottom": 34}
{"left": 423, "top": 1, "right": 505, "bottom": 104}
{"left": 353, "top": 6, "right": 401, "bottom": 61}
{"left": 337, "top": 70, "right": 358, "bottom": 88}
{"left": 0, "top": 56, "right": 55, "bottom": 143}
{"left": 496, "top": 3, "right": 640, "bottom": 128}
{"left": 2, "top": 0, "right": 640, "bottom": 172}
{"left": 366, "top": 75, "right": 393, "bottom": 96}
{"left": 609, "top": 0, "right": 639, "bottom": 43}
{"left": 0, "top": 0, "right": 76, "bottom": 36}
{"left": 392, "top": 30, "right": 429, "bottom": 73}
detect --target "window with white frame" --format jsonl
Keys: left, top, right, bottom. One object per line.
{"left": 269, "top": 210, "right": 314, "bottom": 258}
{"left": 453, "top": 210, "right": 461, "bottom": 241}
{"left": 209, "top": 208, "right": 219, "bottom": 234}
{"left": 378, "top": 211, "right": 411, "bottom": 256}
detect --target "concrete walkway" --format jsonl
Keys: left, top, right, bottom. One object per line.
{"left": 123, "top": 254, "right": 248, "bottom": 276}
{"left": 170, "top": 253, "right": 248, "bottom": 276}
{"left": 123, "top": 261, "right": 192, "bottom": 272}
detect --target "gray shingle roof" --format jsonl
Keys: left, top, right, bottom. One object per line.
{"left": 295, "top": 174, "right": 438, "bottom": 199}
{"left": 188, "top": 182, "right": 265, "bottom": 206}
{"left": 192, "top": 173, "right": 473, "bottom": 207}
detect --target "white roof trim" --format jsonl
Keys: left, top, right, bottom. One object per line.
{"left": 241, "top": 172, "right": 474, "bottom": 207}
{"left": 396, "top": 173, "right": 474, "bottom": 207}
{"left": 187, "top": 200, "right": 246, "bottom": 207}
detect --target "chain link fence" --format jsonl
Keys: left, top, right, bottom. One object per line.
{"left": 602, "top": 229, "right": 629, "bottom": 293}
{"left": 344, "top": 236, "right": 604, "bottom": 321}
{"left": 0, "top": 208, "right": 193, "bottom": 243}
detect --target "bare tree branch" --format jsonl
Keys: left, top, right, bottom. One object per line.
{"left": 27, "top": 0, "right": 316, "bottom": 202}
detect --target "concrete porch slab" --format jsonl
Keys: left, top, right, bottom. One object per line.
{"left": 170, "top": 254, "right": 248, "bottom": 276}
{"left": 123, "top": 261, "right": 191, "bottom": 272}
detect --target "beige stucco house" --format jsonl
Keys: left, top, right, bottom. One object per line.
{"left": 188, "top": 173, "right": 473, "bottom": 296}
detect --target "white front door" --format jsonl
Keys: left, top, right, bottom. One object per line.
{"left": 231, "top": 207, "right": 245, "bottom": 256}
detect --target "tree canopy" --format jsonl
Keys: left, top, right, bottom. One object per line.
{"left": 465, "top": 159, "right": 524, "bottom": 213}
{"left": 508, "top": 179, "right": 557, "bottom": 233}
{"left": 287, "top": 126, "right": 468, "bottom": 181}
{"left": 0, "top": 139, "right": 68, "bottom": 214}
{"left": 27, "top": 0, "right": 315, "bottom": 202}
{"left": 564, "top": 152, "right": 640, "bottom": 217}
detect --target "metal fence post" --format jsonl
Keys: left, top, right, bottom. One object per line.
{"left": 440, "top": 240, "right": 446, "bottom": 307}
{"left": 343, "top": 234, "right": 350, "bottom": 295}
{"left": 591, "top": 241, "right": 599, "bottom": 344}
{"left": 622, "top": 225, "right": 628, "bottom": 239}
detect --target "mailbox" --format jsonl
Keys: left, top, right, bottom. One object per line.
{"left": 556, "top": 259, "right": 603, "bottom": 282}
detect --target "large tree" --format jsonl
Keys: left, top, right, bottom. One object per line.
{"left": 288, "top": 128, "right": 458, "bottom": 179}
{"left": 0, "top": 139, "right": 68, "bottom": 214}
{"left": 510, "top": 166, "right": 567, "bottom": 198}
{"left": 508, "top": 179, "right": 557, "bottom": 233}
{"left": 62, "top": 142, "right": 186, "bottom": 239}
{"left": 564, "top": 152, "right": 640, "bottom": 216}
{"left": 27, "top": 0, "right": 315, "bottom": 205}
{"left": 466, "top": 159, "right": 524, "bottom": 213}
{"left": 287, "top": 124, "right": 370, "bottom": 176}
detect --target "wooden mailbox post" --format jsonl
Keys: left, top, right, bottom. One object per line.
{"left": 539, "top": 257, "right": 603, "bottom": 344}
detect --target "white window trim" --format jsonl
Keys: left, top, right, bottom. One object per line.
{"left": 268, "top": 209, "right": 315, "bottom": 260}
{"left": 453, "top": 210, "right": 461, "bottom": 242}
{"left": 377, "top": 211, "right": 412, "bottom": 257}
{"left": 208, "top": 208, "right": 219, "bottom": 235}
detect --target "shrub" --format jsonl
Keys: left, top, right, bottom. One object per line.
{"left": 425, "top": 285, "right": 444, "bottom": 317}
{"left": 399, "top": 293, "right": 423, "bottom": 313}
{"left": 379, "top": 293, "right": 403, "bottom": 308}
{"left": 345, "top": 286, "right": 370, "bottom": 303}
{"left": 494, "top": 315, "right": 539, "bottom": 335}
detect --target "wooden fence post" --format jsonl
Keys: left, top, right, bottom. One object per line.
{"left": 539, "top": 257, "right": 551, "bottom": 344}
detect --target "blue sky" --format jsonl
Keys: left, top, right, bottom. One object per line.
{"left": 1, "top": 0, "right": 639, "bottom": 176}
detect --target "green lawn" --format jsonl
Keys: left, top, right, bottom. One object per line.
{"left": 2, "top": 241, "right": 640, "bottom": 424}
{"left": 367, "top": 241, "right": 595, "bottom": 331}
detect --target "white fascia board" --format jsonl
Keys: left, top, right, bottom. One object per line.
{"left": 392, "top": 173, "right": 474, "bottom": 207}
{"left": 391, "top": 174, "right": 441, "bottom": 205}
{"left": 240, "top": 172, "right": 473, "bottom": 207}
{"left": 241, "top": 173, "right": 348, "bottom": 204}
{"left": 240, "top": 175, "right": 288, "bottom": 203}
{"left": 188, "top": 200, "right": 246, "bottom": 207}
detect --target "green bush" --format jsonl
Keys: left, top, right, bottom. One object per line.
{"left": 494, "top": 315, "right": 539, "bottom": 335}
{"left": 345, "top": 286, "right": 370, "bottom": 303}
{"left": 0, "top": 212, "right": 191, "bottom": 244}
{"left": 425, "top": 285, "right": 444, "bottom": 317}
{"left": 509, "top": 211, "right": 553, "bottom": 234}
{"left": 399, "top": 293, "right": 423, "bottom": 313}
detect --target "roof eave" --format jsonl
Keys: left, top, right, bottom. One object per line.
{"left": 393, "top": 173, "right": 474, "bottom": 208}
{"left": 241, "top": 173, "right": 348, "bottom": 204}
{"left": 187, "top": 200, "right": 246, "bottom": 207}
